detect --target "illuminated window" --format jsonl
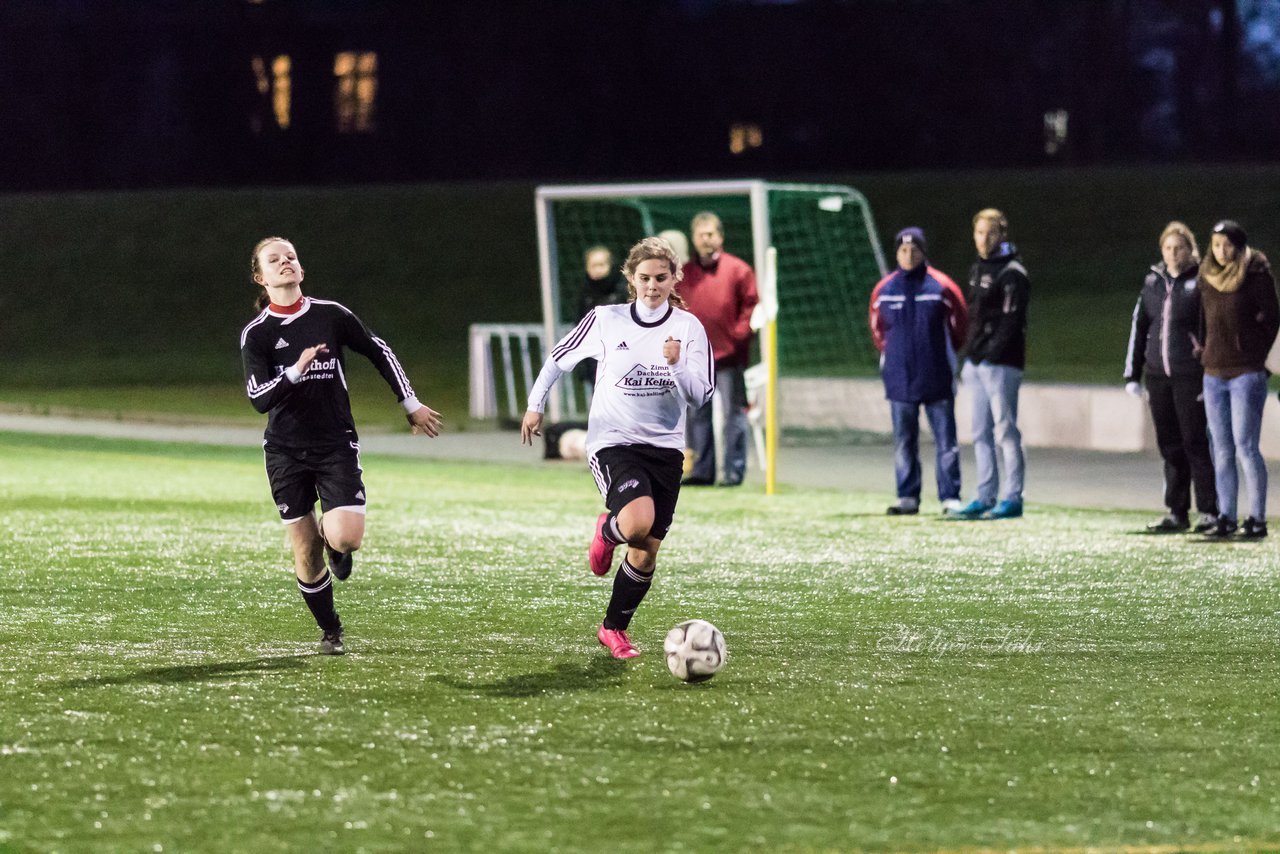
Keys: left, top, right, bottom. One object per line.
{"left": 272, "top": 55, "right": 292, "bottom": 130}
{"left": 249, "top": 54, "right": 291, "bottom": 132}
{"left": 729, "top": 122, "right": 763, "bottom": 155}
{"left": 334, "top": 51, "right": 378, "bottom": 133}
{"left": 1044, "top": 108, "right": 1068, "bottom": 156}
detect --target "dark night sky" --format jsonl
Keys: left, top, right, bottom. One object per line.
{"left": 1, "top": 0, "right": 1277, "bottom": 191}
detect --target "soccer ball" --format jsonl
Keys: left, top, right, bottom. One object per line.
{"left": 664, "top": 619, "right": 726, "bottom": 683}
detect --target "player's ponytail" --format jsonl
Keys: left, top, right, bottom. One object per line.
{"left": 622, "top": 236, "right": 688, "bottom": 309}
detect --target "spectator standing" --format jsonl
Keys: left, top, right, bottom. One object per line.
{"left": 573, "top": 245, "right": 628, "bottom": 397}
{"left": 869, "top": 227, "right": 968, "bottom": 515}
{"left": 954, "top": 208, "right": 1030, "bottom": 520}
{"left": 1197, "top": 219, "right": 1279, "bottom": 539}
{"left": 1123, "top": 221, "right": 1219, "bottom": 533}
{"left": 657, "top": 229, "right": 690, "bottom": 266}
{"left": 680, "top": 212, "right": 759, "bottom": 487}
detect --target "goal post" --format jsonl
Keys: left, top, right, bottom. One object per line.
{"left": 534, "top": 180, "right": 887, "bottom": 487}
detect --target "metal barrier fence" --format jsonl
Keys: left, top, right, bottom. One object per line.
{"left": 468, "top": 323, "right": 589, "bottom": 422}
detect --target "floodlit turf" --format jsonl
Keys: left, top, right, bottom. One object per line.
{"left": 2, "top": 431, "right": 1279, "bottom": 853}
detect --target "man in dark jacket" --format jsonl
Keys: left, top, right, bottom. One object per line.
{"left": 870, "top": 227, "right": 968, "bottom": 515}
{"left": 955, "top": 208, "right": 1029, "bottom": 520}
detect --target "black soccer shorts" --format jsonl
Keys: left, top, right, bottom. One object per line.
{"left": 590, "top": 444, "right": 684, "bottom": 540}
{"left": 263, "top": 440, "right": 366, "bottom": 523}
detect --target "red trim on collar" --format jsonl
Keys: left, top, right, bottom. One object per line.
{"left": 269, "top": 297, "right": 306, "bottom": 315}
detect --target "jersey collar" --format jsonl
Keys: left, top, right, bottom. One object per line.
{"left": 630, "top": 301, "right": 673, "bottom": 328}
{"left": 268, "top": 296, "right": 307, "bottom": 316}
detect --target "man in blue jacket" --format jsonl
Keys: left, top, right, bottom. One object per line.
{"left": 869, "top": 227, "right": 969, "bottom": 515}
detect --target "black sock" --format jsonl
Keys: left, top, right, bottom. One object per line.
{"left": 297, "top": 569, "right": 342, "bottom": 634}
{"left": 603, "top": 558, "right": 653, "bottom": 631}
{"left": 601, "top": 513, "right": 625, "bottom": 545}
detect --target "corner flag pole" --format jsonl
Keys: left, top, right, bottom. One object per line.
{"left": 764, "top": 246, "right": 779, "bottom": 496}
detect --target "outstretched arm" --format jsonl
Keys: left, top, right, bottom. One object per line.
{"left": 339, "top": 308, "right": 443, "bottom": 435}
{"left": 520, "top": 311, "right": 604, "bottom": 447}
{"left": 522, "top": 360, "right": 565, "bottom": 446}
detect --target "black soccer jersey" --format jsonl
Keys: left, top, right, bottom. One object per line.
{"left": 240, "top": 297, "right": 417, "bottom": 449}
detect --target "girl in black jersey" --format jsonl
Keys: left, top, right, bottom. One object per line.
{"left": 240, "top": 237, "right": 442, "bottom": 655}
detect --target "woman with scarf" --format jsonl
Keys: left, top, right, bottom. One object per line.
{"left": 1197, "top": 220, "right": 1279, "bottom": 539}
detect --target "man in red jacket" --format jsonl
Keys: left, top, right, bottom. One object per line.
{"left": 679, "top": 212, "right": 760, "bottom": 486}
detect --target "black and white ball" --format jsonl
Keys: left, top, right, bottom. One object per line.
{"left": 664, "top": 619, "right": 726, "bottom": 683}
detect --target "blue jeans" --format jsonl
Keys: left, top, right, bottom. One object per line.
{"left": 1202, "top": 371, "right": 1269, "bottom": 521}
{"left": 963, "top": 360, "right": 1024, "bottom": 503}
{"left": 687, "top": 365, "right": 750, "bottom": 483}
{"left": 891, "top": 398, "right": 961, "bottom": 502}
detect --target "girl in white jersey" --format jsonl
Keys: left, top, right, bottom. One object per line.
{"left": 522, "top": 237, "right": 715, "bottom": 659}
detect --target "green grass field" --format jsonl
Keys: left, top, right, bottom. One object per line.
{"left": 3, "top": 430, "right": 1279, "bottom": 853}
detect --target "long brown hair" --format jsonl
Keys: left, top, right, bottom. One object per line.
{"left": 622, "top": 236, "right": 688, "bottom": 309}
{"left": 250, "top": 235, "right": 293, "bottom": 310}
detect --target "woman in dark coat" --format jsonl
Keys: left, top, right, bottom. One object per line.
{"left": 1123, "top": 221, "right": 1218, "bottom": 532}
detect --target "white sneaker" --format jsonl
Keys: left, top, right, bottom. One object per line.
{"left": 941, "top": 498, "right": 963, "bottom": 514}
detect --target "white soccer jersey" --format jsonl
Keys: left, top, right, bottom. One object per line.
{"left": 528, "top": 301, "right": 716, "bottom": 455}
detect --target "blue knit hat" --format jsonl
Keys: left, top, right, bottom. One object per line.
{"left": 895, "top": 226, "right": 927, "bottom": 253}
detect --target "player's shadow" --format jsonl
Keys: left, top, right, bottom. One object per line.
{"left": 433, "top": 657, "right": 627, "bottom": 698}
{"left": 49, "top": 656, "right": 310, "bottom": 690}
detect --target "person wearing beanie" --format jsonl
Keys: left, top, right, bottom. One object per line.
{"left": 869, "top": 227, "right": 968, "bottom": 515}
{"left": 1123, "top": 221, "right": 1218, "bottom": 533}
{"left": 1197, "top": 219, "right": 1279, "bottom": 539}
{"left": 953, "top": 208, "right": 1031, "bottom": 520}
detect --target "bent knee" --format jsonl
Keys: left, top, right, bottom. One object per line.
{"left": 331, "top": 536, "right": 362, "bottom": 553}
{"left": 621, "top": 518, "right": 654, "bottom": 544}
{"left": 617, "top": 497, "right": 656, "bottom": 544}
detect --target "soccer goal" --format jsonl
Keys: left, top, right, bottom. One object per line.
{"left": 535, "top": 180, "right": 887, "bottom": 491}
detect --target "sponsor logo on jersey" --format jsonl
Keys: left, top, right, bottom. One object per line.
{"left": 277, "top": 502, "right": 290, "bottom": 514}
{"left": 355, "top": 490, "right": 365, "bottom": 501}
{"left": 616, "top": 363, "right": 675, "bottom": 394}
{"left": 275, "top": 338, "right": 289, "bottom": 349}
{"left": 618, "top": 478, "right": 640, "bottom": 493}
{"left": 615, "top": 341, "right": 629, "bottom": 350}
